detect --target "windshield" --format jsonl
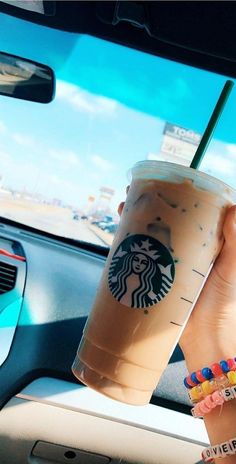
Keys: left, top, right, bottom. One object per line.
{"left": 0, "top": 14, "right": 236, "bottom": 248}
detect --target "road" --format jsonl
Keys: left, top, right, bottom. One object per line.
{"left": 65, "top": 220, "right": 106, "bottom": 246}
{"left": 0, "top": 195, "right": 106, "bottom": 247}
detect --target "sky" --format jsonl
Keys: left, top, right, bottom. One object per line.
{"left": 0, "top": 12, "right": 236, "bottom": 214}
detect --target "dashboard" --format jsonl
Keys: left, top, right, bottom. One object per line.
{"left": 0, "top": 221, "right": 208, "bottom": 463}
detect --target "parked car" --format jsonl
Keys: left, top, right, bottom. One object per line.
{"left": 103, "top": 222, "right": 119, "bottom": 234}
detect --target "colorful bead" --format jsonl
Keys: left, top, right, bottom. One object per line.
{"left": 192, "top": 390, "right": 226, "bottom": 418}
{"left": 209, "top": 378, "right": 218, "bottom": 390}
{"left": 227, "top": 371, "right": 236, "bottom": 385}
{"left": 201, "top": 380, "right": 213, "bottom": 395}
{"left": 189, "top": 385, "right": 204, "bottom": 402}
{"left": 184, "top": 356, "right": 236, "bottom": 393}
{"left": 211, "top": 363, "right": 223, "bottom": 377}
{"left": 227, "top": 358, "right": 236, "bottom": 370}
{"left": 211, "top": 390, "right": 224, "bottom": 406}
{"left": 190, "top": 371, "right": 200, "bottom": 384}
{"left": 186, "top": 375, "right": 196, "bottom": 387}
{"left": 205, "top": 395, "right": 214, "bottom": 408}
{"left": 184, "top": 377, "right": 194, "bottom": 389}
{"left": 202, "top": 367, "right": 213, "bottom": 380}
{"left": 189, "top": 385, "right": 200, "bottom": 401}
{"left": 201, "top": 402, "right": 211, "bottom": 414}
{"left": 189, "top": 384, "right": 205, "bottom": 402}
{"left": 220, "top": 360, "right": 230, "bottom": 373}
{"left": 216, "top": 374, "right": 230, "bottom": 389}
{"left": 195, "top": 370, "right": 206, "bottom": 383}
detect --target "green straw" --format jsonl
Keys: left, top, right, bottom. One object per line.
{"left": 190, "top": 80, "right": 234, "bottom": 169}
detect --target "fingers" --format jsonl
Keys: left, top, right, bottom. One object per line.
{"left": 117, "top": 202, "right": 125, "bottom": 216}
{"left": 214, "top": 205, "right": 236, "bottom": 284}
{"left": 222, "top": 205, "right": 236, "bottom": 246}
{"left": 117, "top": 186, "right": 130, "bottom": 216}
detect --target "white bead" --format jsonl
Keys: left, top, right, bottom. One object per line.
{"left": 229, "top": 438, "right": 236, "bottom": 451}
{"left": 222, "top": 387, "right": 235, "bottom": 401}
{"left": 202, "top": 448, "right": 212, "bottom": 460}
{"left": 231, "top": 385, "right": 236, "bottom": 398}
{"left": 220, "top": 441, "right": 233, "bottom": 456}
{"left": 211, "top": 445, "right": 222, "bottom": 458}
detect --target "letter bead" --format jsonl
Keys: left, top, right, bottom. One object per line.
{"left": 202, "top": 448, "right": 212, "bottom": 460}
{"left": 231, "top": 385, "right": 236, "bottom": 398}
{"left": 211, "top": 445, "right": 222, "bottom": 458}
{"left": 222, "top": 388, "right": 235, "bottom": 401}
{"left": 230, "top": 439, "right": 236, "bottom": 451}
{"left": 221, "top": 441, "right": 233, "bottom": 455}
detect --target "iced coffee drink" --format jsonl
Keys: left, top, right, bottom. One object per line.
{"left": 72, "top": 161, "right": 236, "bottom": 405}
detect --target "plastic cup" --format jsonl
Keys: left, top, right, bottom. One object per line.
{"left": 72, "top": 160, "right": 236, "bottom": 405}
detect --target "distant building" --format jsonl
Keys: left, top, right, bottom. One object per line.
{"left": 148, "top": 122, "right": 201, "bottom": 166}
{"left": 90, "top": 186, "right": 115, "bottom": 219}
{"left": 52, "top": 198, "right": 62, "bottom": 207}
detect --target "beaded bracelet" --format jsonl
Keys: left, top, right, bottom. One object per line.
{"left": 189, "top": 371, "right": 236, "bottom": 403}
{"left": 184, "top": 357, "right": 236, "bottom": 389}
{"left": 192, "top": 385, "right": 236, "bottom": 418}
{"left": 202, "top": 437, "right": 236, "bottom": 462}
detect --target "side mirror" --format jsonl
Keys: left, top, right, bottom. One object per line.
{"left": 0, "top": 51, "right": 55, "bottom": 103}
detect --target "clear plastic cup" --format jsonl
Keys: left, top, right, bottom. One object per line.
{"left": 72, "top": 161, "right": 236, "bottom": 405}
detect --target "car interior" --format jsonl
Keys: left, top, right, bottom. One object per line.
{"left": 0, "top": 1, "right": 236, "bottom": 463}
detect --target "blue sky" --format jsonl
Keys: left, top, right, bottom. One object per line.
{"left": 0, "top": 13, "right": 236, "bottom": 213}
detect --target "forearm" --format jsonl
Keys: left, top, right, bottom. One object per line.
{"left": 184, "top": 350, "right": 236, "bottom": 463}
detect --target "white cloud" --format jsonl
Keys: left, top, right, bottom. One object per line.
{"left": 0, "top": 149, "right": 11, "bottom": 166}
{"left": 90, "top": 154, "right": 113, "bottom": 172}
{"left": 0, "top": 121, "right": 7, "bottom": 133}
{"left": 200, "top": 139, "right": 236, "bottom": 190}
{"left": 12, "top": 133, "right": 35, "bottom": 147}
{"left": 49, "top": 149, "right": 82, "bottom": 167}
{"left": 56, "top": 80, "right": 117, "bottom": 116}
{"left": 225, "top": 143, "right": 236, "bottom": 158}
{"left": 201, "top": 153, "right": 235, "bottom": 177}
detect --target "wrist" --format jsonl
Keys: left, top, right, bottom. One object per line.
{"left": 181, "top": 339, "right": 236, "bottom": 373}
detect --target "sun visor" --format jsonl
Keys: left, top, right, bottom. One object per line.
{"left": 0, "top": 0, "right": 56, "bottom": 16}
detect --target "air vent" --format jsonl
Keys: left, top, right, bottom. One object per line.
{"left": 0, "top": 261, "right": 17, "bottom": 294}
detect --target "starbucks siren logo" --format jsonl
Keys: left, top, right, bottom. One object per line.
{"left": 108, "top": 234, "right": 175, "bottom": 309}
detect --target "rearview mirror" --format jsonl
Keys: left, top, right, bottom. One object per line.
{"left": 0, "top": 51, "right": 55, "bottom": 103}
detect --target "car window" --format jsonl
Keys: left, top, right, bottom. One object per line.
{"left": 0, "top": 13, "right": 235, "bottom": 248}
